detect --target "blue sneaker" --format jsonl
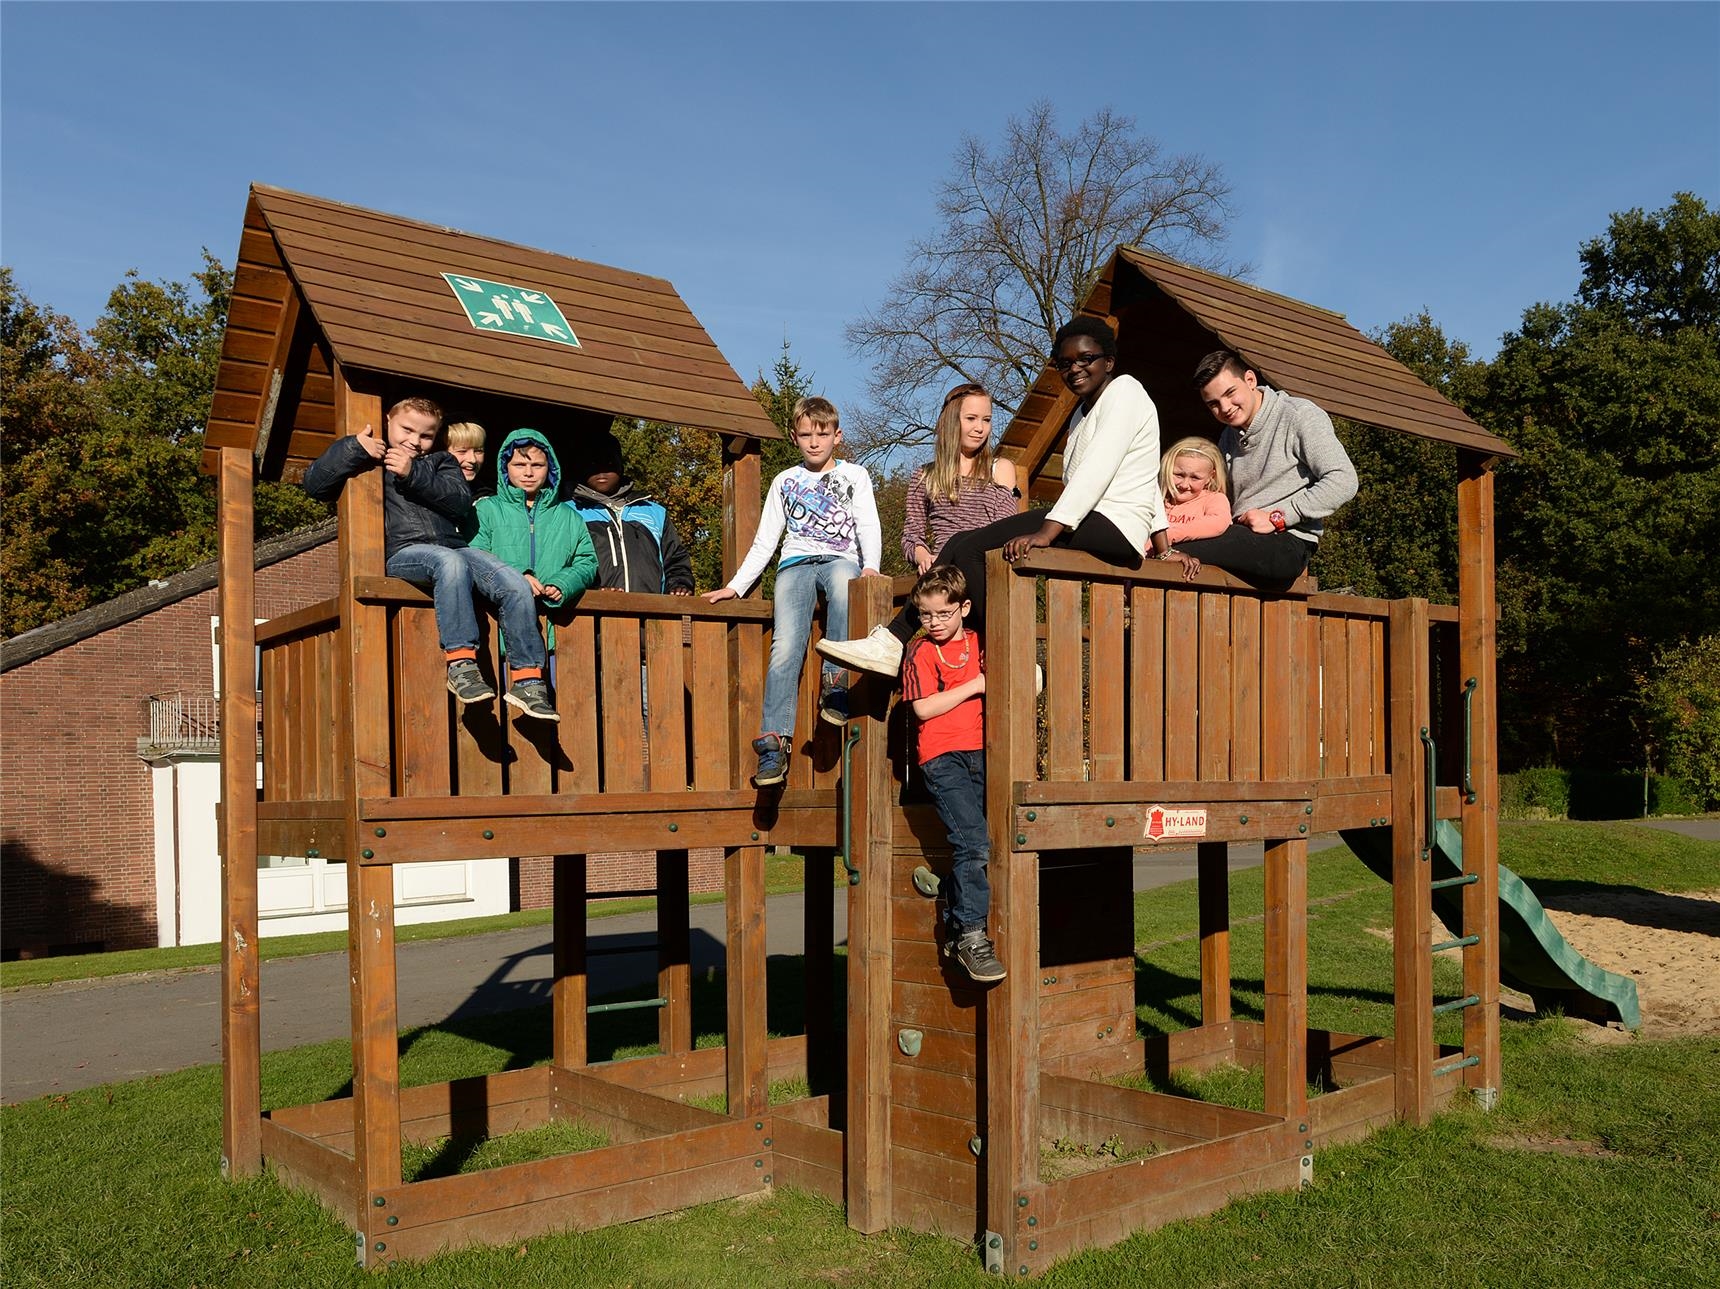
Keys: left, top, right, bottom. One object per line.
{"left": 752, "top": 733, "right": 789, "bottom": 787}
{"left": 819, "top": 675, "right": 850, "bottom": 726}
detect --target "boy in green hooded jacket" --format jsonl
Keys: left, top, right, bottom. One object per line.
{"left": 472, "top": 427, "right": 600, "bottom": 721}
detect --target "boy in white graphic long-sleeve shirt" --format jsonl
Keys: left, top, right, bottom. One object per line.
{"left": 704, "top": 397, "right": 883, "bottom": 785}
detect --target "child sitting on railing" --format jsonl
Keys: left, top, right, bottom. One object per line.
{"left": 902, "top": 565, "right": 1005, "bottom": 985}
{"left": 302, "top": 396, "right": 551, "bottom": 716}
{"left": 471, "top": 428, "right": 599, "bottom": 722}
{"left": 702, "top": 396, "right": 883, "bottom": 787}
{"left": 1153, "top": 436, "right": 1232, "bottom": 582}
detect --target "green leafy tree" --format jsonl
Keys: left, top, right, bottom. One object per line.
{"left": 1485, "top": 193, "right": 1720, "bottom": 767}
{"left": 1642, "top": 634, "right": 1720, "bottom": 808}
{"left": 2, "top": 257, "right": 325, "bottom": 636}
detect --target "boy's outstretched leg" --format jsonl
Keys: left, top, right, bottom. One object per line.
{"left": 463, "top": 548, "right": 560, "bottom": 722}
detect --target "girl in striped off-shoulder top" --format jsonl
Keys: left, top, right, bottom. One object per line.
{"left": 901, "top": 382, "right": 1020, "bottom": 574}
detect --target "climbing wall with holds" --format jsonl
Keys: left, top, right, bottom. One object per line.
{"left": 884, "top": 812, "right": 1140, "bottom": 1239}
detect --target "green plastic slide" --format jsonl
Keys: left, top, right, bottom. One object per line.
{"left": 1339, "top": 820, "right": 1641, "bottom": 1029}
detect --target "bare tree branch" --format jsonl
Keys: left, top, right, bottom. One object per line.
{"left": 846, "top": 102, "right": 1237, "bottom": 465}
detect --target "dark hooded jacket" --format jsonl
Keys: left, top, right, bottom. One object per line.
{"left": 568, "top": 481, "right": 694, "bottom": 594}
{"left": 301, "top": 436, "right": 473, "bottom": 560}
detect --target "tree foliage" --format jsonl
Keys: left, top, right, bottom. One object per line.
{"left": 845, "top": 102, "right": 1236, "bottom": 459}
{"left": 2, "top": 258, "right": 326, "bottom": 637}
{"left": 1642, "top": 634, "right": 1720, "bottom": 808}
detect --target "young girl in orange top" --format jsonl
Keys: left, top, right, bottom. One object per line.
{"left": 1155, "top": 437, "right": 1231, "bottom": 581}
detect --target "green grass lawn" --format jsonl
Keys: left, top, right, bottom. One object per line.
{"left": 3, "top": 824, "right": 1716, "bottom": 1286}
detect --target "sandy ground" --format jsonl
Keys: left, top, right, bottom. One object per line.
{"left": 1534, "top": 887, "right": 1720, "bottom": 1040}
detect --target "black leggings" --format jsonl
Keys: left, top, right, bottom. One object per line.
{"left": 1175, "top": 527, "right": 1311, "bottom": 590}
{"left": 887, "top": 508, "right": 1141, "bottom": 642}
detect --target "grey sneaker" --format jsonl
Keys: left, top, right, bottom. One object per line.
{"left": 503, "top": 679, "right": 560, "bottom": 722}
{"left": 951, "top": 929, "right": 1006, "bottom": 984}
{"left": 816, "top": 626, "right": 903, "bottom": 678}
{"left": 752, "top": 733, "right": 789, "bottom": 787}
{"left": 447, "top": 659, "right": 496, "bottom": 704}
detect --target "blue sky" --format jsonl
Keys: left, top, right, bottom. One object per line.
{"left": 3, "top": 2, "right": 1716, "bottom": 423}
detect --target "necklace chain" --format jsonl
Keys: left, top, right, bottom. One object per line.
{"left": 931, "top": 634, "right": 970, "bottom": 669}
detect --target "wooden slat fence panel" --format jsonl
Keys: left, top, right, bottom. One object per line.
{"left": 1198, "top": 593, "right": 1232, "bottom": 781}
{"left": 1088, "top": 584, "right": 1125, "bottom": 781}
{"left": 1046, "top": 579, "right": 1085, "bottom": 780}
{"left": 1128, "top": 586, "right": 1165, "bottom": 781}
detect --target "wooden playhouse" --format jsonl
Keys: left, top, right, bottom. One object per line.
{"left": 210, "top": 187, "right": 1515, "bottom": 1274}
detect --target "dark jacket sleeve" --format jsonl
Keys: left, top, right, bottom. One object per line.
{"left": 300, "top": 436, "right": 372, "bottom": 503}
{"left": 395, "top": 453, "right": 475, "bottom": 525}
{"left": 659, "top": 515, "right": 695, "bottom": 593}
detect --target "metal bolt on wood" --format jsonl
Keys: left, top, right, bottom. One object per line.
{"left": 374, "top": 827, "right": 386, "bottom": 837}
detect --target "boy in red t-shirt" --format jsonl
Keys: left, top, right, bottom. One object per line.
{"left": 901, "top": 566, "right": 1005, "bottom": 984}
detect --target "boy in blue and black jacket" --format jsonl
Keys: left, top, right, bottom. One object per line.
{"left": 567, "top": 431, "right": 694, "bottom": 596}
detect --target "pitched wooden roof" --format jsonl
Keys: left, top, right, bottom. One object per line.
{"left": 203, "top": 184, "right": 777, "bottom": 479}
{"left": 1003, "top": 246, "right": 1514, "bottom": 490}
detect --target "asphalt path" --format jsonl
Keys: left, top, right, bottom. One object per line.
{"left": 6, "top": 821, "right": 1711, "bottom": 1103}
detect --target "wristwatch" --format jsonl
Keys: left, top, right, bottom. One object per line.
{"left": 1268, "top": 510, "right": 1287, "bottom": 533}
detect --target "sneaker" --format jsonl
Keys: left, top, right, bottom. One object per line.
{"left": 816, "top": 626, "right": 903, "bottom": 678}
{"left": 752, "top": 733, "right": 789, "bottom": 787}
{"left": 503, "top": 679, "right": 560, "bottom": 722}
{"left": 951, "top": 929, "right": 1007, "bottom": 984}
{"left": 1035, "top": 663, "right": 1044, "bottom": 696}
{"left": 818, "top": 675, "right": 850, "bottom": 726}
{"left": 447, "top": 659, "right": 496, "bottom": 704}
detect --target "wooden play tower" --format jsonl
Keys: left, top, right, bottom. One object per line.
{"left": 211, "top": 189, "right": 1515, "bottom": 1273}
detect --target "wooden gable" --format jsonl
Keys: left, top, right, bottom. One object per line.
{"left": 1002, "top": 247, "right": 1515, "bottom": 496}
{"left": 203, "top": 184, "right": 778, "bottom": 480}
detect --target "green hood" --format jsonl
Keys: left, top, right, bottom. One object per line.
{"left": 493, "top": 428, "right": 563, "bottom": 506}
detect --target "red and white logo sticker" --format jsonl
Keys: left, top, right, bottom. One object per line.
{"left": 1142, "top": 806, "right": 1208, "bottom": 842}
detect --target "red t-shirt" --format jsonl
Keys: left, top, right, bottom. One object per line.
{"left": 902, "top": 630, "right": 984, "bottom": 764}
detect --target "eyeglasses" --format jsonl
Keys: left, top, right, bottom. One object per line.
{"left": 1051, "top": 352, "right": 1110, "bottom": 373}
{"left": 919, "top": 607, "right": 963, "bottom": 624}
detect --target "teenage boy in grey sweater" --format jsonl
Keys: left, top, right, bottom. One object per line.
{"left": 1173, "top": 349, "right": 1357, "bottom": 588}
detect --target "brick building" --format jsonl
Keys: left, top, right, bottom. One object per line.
{"left": 2, "top": 519, "right": 717, "bottom": 957}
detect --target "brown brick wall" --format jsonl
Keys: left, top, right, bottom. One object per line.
{"left": 514, "top": 849, "right": 724, "bottom": 909}
{"left": 1, "top": 543, "right": 340, "bottom": 955}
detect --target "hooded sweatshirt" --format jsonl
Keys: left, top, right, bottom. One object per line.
{"left": 568, "top": 481, "right": 695, "bottom": 594}
{"left": 473, "top": 428, "right": 599, "bottom": 645}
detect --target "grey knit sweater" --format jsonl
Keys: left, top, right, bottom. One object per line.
{"left": 1220, "top": 386, "right": 1358, "bottom": 544}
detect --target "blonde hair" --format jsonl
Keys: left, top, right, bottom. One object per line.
{"left": 444, "top": 421, "right": 486, "bottom": 451}
{"left": 1159, "top": 437, "right": 1228, "bottom": 503}
{"left": 791, "top": 396, "right": 840, "bottom": 430}
{"left": 924, "top": 382, "right": 996, "bottom": 504}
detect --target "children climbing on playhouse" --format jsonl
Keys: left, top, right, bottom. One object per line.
{"left": 300, "top": 396, "right": 564, "bottom": 719}
{"left": 703, "top": 396, "right": 882, "bottom": 786}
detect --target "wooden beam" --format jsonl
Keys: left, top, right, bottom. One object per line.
{"left": 217, "top": 446, "right": 261, "bottom": 1178}
{"left": 844, "top": 576, "right": 895, "bottom": 1233}
{"left": 725, "top": 844, "right": 768, "bottom": 1118}
{"left": 1262, "top": 838, "right": 1308, "bottom": 1121}
{"left": 1197, "top": 842, "right": 1231, "bottom": 1026}
{"left": 985, "top": 551, "right": 1043, "bottom": 1268}
{"left": 1456, "top": 454, "right": 1502, "bottom": 1103}
{"left": 657, "top": 850, "right": 693, "bottom": 1056}
{"left": 722, "top": 438, "right": 762, "bottom": 583}
{"left": 1389, "top": 598, "right": 1434, "bottom": 1125}
{"left": 553, "top": 856, "right": 587, "bottom": 1069}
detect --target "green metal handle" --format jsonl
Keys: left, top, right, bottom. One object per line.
{"left": 839, "top": 724, "right": 861, "bottom": 885}
{"left": 1419, "top": 727, "right": 1436, "bottom": 862}
{"left": 1461, "top": 677, "right": 1478, "bottom": 804}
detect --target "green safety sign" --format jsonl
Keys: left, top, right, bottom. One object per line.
{"left": 442, "top": 273, "right": 581, "bottom": 348}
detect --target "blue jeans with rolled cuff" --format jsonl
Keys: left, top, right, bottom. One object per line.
{"left": 385, "top": 543, "right": 546, "bottom": 674}
{"left": 760, "top": 555, "right": 857, "bottom": 738}
{"left": 919, "top": 747, "right": 992, "bottom": 934}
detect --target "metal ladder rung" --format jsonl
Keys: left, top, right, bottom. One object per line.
{"left": 1434, "top": 1055, "right": 1481, "bottom": 1077}
{"left": 1431, "top": 935, "right": 1481, "bottom": 954}
{"left": 586, "top": 997, "right": 669, "bottom": 1015}
{"left": 1430, "top": 874, "right": 1479, "bottom": 890}
{"left": 1432, "top": 994, "right": 1482, "bottom": 1016}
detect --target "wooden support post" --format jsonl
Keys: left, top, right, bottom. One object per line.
{"left": 985, "top": 550, "right": 1041, "bottom": 1265}
{"left": 801, "top": 847, "right": 837, "bottom": 1098}
{"left": 1389, "top": 598, "right": 1434, "bottom": 1125}
{"left": 845, "top": 577, "right": 895, "bottom": 1232}
{"left": 217, "top": 446, "right": 261, "bottom": 1179}
{"left": 1263, "top": 838, "right": 1308, "bottom": 1121}
{"left": 1457, "top": 455, "right": 1502, "bottom": 1103}
{"left": 1197, "top": 842, "right": 1231, "bottom": 1026}
{"left": 725, "top": 844, "right": 768, "bottom": 1118}
{"left": 333, "top": 371, "right": 402, "bottom": 1221}
{"left": 722, "top": 437, "right": 762, "bottom": 584}
{"left": 657, "top": 850, "right": 693, "bottom": 1055}
{"left": 553, "top": 855, "right": 588, "bottom": 1069}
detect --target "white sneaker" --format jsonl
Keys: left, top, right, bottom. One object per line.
{"left": 1035, "top": 663, "right": 1044, "bottom": 696}
{"left": 816, "top": 625, "right": 903, "bottom": 678}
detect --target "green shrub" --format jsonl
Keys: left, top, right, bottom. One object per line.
{"left": 1649, "top": 774, "right": 1702, "bottom": 816}
{"left": 1506, "top": 766, "right": 1570, "bottom": 818}
{"left": 1643, "top": 634, "right": 1720, "bottom": 810}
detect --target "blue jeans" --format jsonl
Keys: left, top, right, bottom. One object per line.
{"left": 920, "top": 748, "right": 991, "bottom": 933}
{"left": 386, "top": 543, "right": 546, "bottom": 674}
{"left": 761, "top": 555, "right": 857, "bottom": 738}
